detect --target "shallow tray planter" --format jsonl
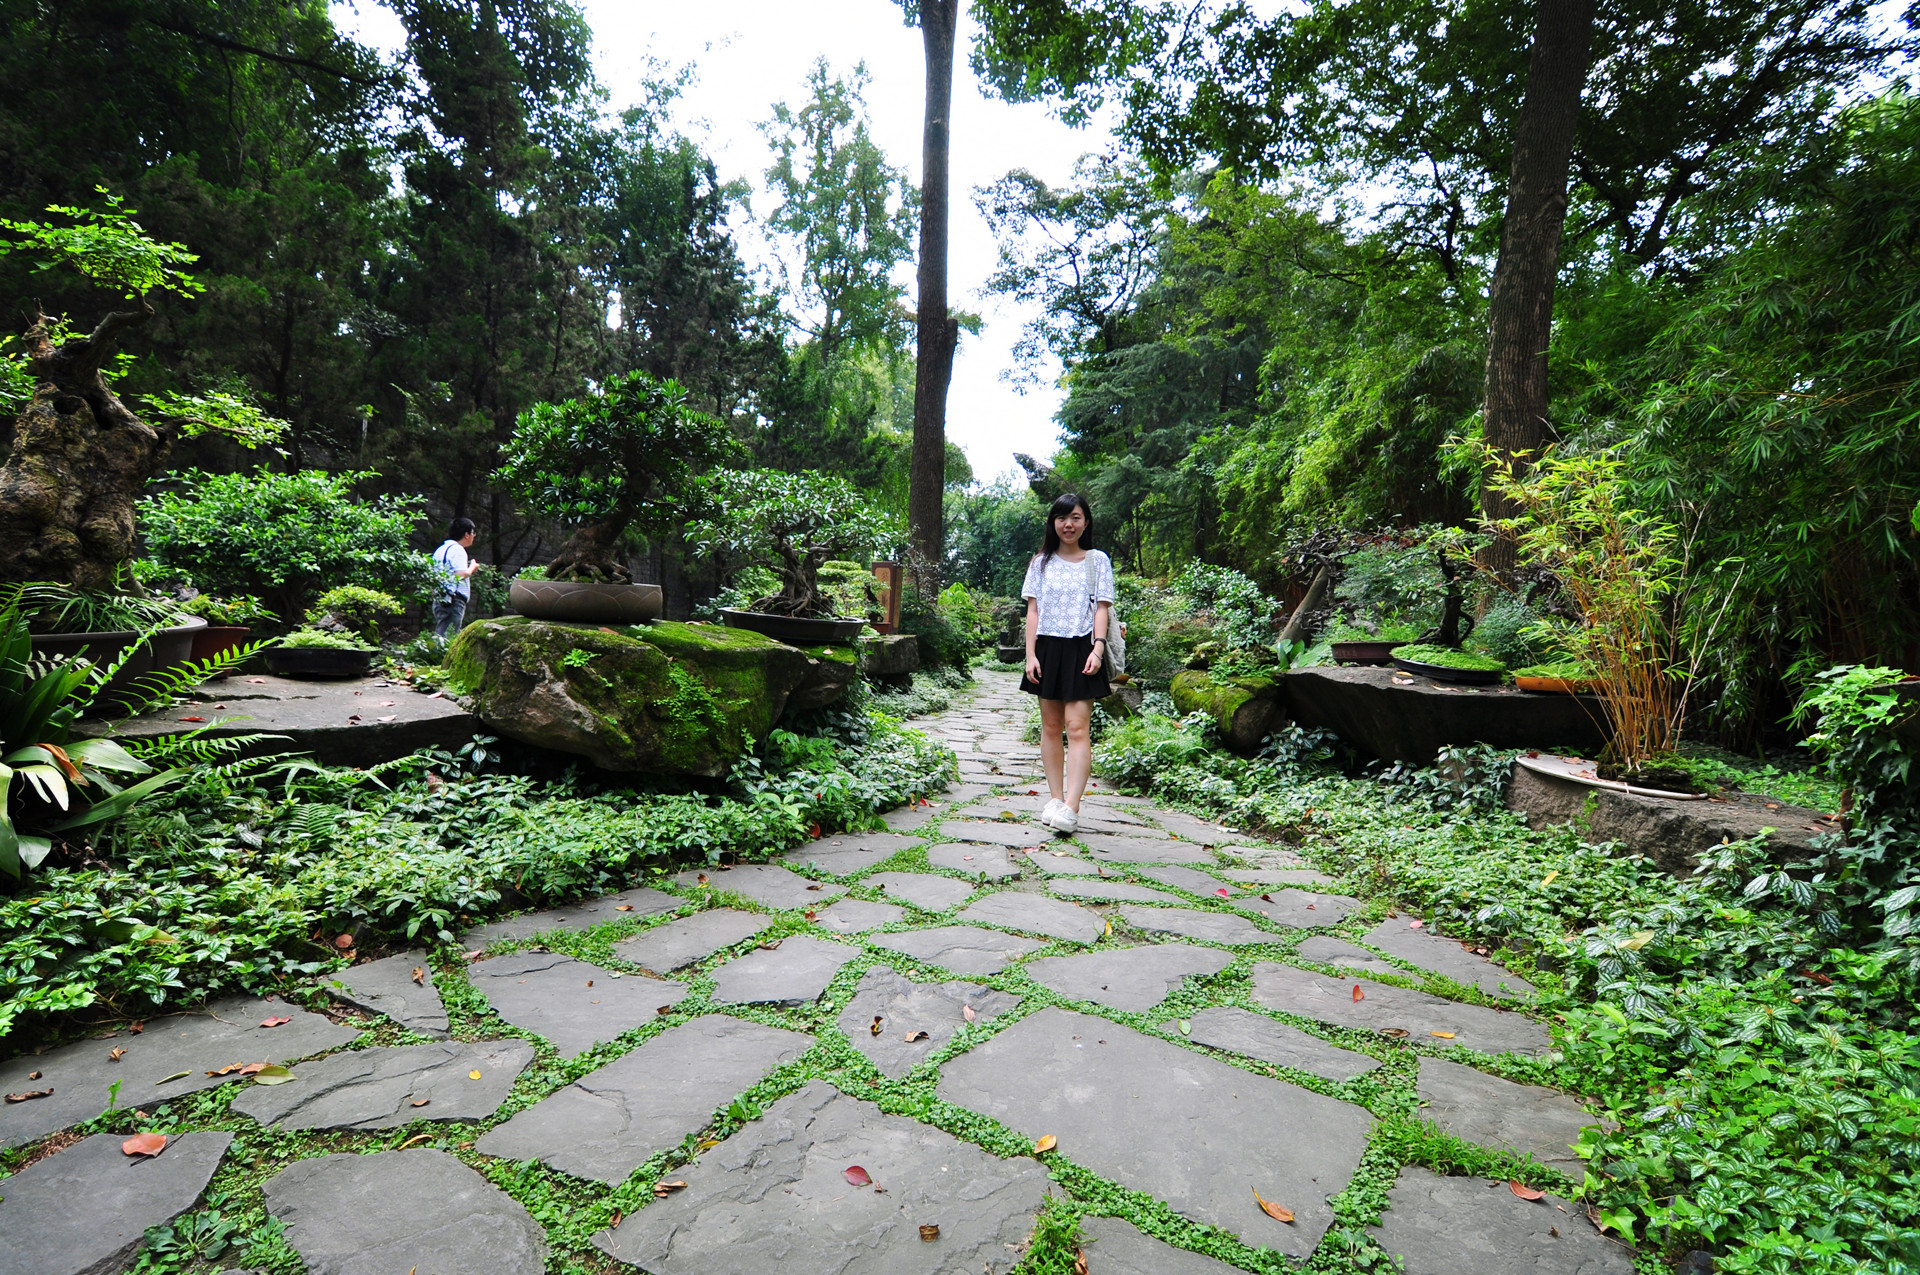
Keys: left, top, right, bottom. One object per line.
{"left": 1391, "top": 656, "right": 1504, "bottom": 686}
{"left": 718, "top": 608, "right": 865, "bottom": 645}
{"left": 1331, "top": 640, "right": 1400, "bottom": 665}
{"left": 510, "top": 579, "right": 662, "bottom": 625}
{"left": 263, "top": 646, "right": 375, "bottom": 679}
{"left": 1514, "top": 674, "right": 1601, "bottom": 695}
{"left": 1515, "top": 752, "right": 1706, "bottom": 801}
{"left": 31, "top": 615, "right": 208, "bottom": 713}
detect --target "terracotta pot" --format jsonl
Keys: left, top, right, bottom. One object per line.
{"left": 510, "top": 579, "right": 663, "bottom": 624}
{"left": 1515, "top": 674, "right": 1600, "bottom": 695}
{"left": 190, "top": 624, "right": 250, "bottom": 664}
{"left": 718, "top": 608, "right": 864, "bottom": 644}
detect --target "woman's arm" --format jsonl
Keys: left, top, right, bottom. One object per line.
{"left": 1025, "top": 596, "right": 1042, "bottom": 681}
{"left": 1081, "top": 600, "right": 1111, "bottom": 676}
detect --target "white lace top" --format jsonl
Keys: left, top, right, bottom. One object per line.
{"left": 1021, "top": 550, "right": 1115, "bottom": 638}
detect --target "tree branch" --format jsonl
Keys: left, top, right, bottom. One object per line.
{"left": 142, "top": 16, "right": 377, "bottom": 87}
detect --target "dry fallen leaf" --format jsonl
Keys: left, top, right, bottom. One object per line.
{"left": 468, "top": 1070, "right": 483, "bottom": 1080}
{"left": 5, "top": 1089, "right": 52, "bottom": 1103}
{"left": 963, "top": 1004, "right": 977, "bottom": 1022}
{"left": 397, "top": 1133, "right": 432, "bottom": 1150}
{"left": 1381, "top": 1028, "right": 1410, "bottom": 1038}
{"left": 252, "top": 1065, "right": 296, "bottom": 1085}
{"left": 919, "top": 1223, "right": 940, "bottom": 1242}
{"left": 239, "top": 1063, "right": 268, "bottom": 1076}
{"left": 1430, "top": 1031, "right": 1456, "bottom": 1039}
{"left": 804, "top": 909, "right": 817, "bottom": 921}
{"left": 616, "top": 904, "right": 633, "bottom": 911}
{"left": 129, "top": 1022, "right": 144, "bottom": 1034}
{"left": 108, "top": 1047, "right": 126, "bottom": 1061}
{"left": 806, "top": 883, "right": 824, "bottom": 891}
{"left": 904, "top": 1030, "right": 930, "bottom": 1042}
{"left": 653, "top": 1180, "right": 688, "bottom": 1196}
{"left": 657, "top": 1005, "right": 673, "bottom": 1015}
{"left": 697, "top": 1138, "right": 719, "bottom": 1151}
{"left": 411, "top": 967, "right": 426, "bottom": 986}
{"left": 1072, "top": 1247, "right": 1088, "bottom": 1275}
{"left": 122, "top": 1132, "right": 168, "bottom": 1158}
{"left": 411, "top": 1098, "right": 430, "bottom": 1107}
{"left": 1253, "top": 1188, "right": 1294, "bottom": 1222}
{"left": 585, "top": 980, "right": 594, "bottom": 988}
{"left": 333, "top": 934, "right": 354, "bottom": 950}
{"left": 1509, "top": 1181, "right": 1546, "bottom": 1201}
{"left": 844, "top": 1165, "right": 873, "bottom": 1187}
{"left": 27, "top": 1071, "right": 41, "bottom": 1080}
{"left": 1260, "top": 893, "right": 1275, "bottom": 902}
{"left": 1541, "top": 870, "right": 1560, "bottom": 887}
{"left": 1032, "top": 1135, "right": 1057, "bottom": 1154}
{"left": 1352, "top": 985, "right": 1365, "bottom": 1002}
{"left": 260, "top": 1016, "right": 292, "bottom": 1028}
{"left": 870, "top": 1016, "right": 884, "bottom": 1037}
{"left": 697, "top": 873, "right": 709, "bottom": 886}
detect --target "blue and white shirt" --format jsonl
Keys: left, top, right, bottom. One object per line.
{"left": 433, "top": 540, "right": 471, "bottom": 599}
{"left": 1022, "top": 549, "right": 1115, "bottom": 638}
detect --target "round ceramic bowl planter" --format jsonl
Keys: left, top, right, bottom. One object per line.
{"left": 1331, "top": 640, "right": 1399, "bottom": 666}
{"left": 1390, "top": 655, "right": 1505, "bottom": 686}
{"left": 510, "top": 580, "right": 663, "bottom": 625}
{"left": 718, "top": 608, "right": 865, "bottom": 645}
{"left": 263, "top": 647, "right": 374, "bottom": 679}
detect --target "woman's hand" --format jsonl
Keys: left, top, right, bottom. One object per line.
{"left": 1027, "top": 651, "right": 1043, "bottom": 682}
{"left": 1081, "top": 644, "right": 1103, "bottom": 676}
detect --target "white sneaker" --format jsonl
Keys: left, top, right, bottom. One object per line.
{"left": 1048, "top": 804, "right": 1078, "bottom": 835}
{"left": 1040, "top": 798, "right": 1067, "bottom": 829}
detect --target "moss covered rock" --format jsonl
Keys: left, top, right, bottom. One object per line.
{"left": 1171, "top": 669, "right": 1287, "bottom": 755}
{"left": 790, "top": 643, "right": 860, "bottom": 711}
{"left": 447, "top": 617, "right": 811, "bottom": 775}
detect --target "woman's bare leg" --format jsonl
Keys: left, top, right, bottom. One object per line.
{"left": 1039, "top": 697, "right": 1067, "bottom": 802}
{"left": 1063, "top": 699, "right": 1093, "bottom": 810}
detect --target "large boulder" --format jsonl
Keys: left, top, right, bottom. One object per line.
{"left": 448, "top": 617, "right": 810, "bottom": 775}
{"left": 860, "top": 633, "right": 921, "bottom": 678}
{"left": 1283, "top": 665, "right": 1608, "bottom": 764}
{"left": 1172, "top": 670, "right": 1285, "bottom": 754}
{"left": 789, "top": 644, "right": 859, "bottom": 711}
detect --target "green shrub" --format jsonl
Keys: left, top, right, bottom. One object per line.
{"left": 309, "top": 585, "right": 404, "bottom": 644}
{"left": 140, "top": 470, "right": 435, "bottom": 626}
{"left": 1469, "top": 595, "right": 1555, "bottom": 668}
{"left": 1172, "top": 561, "right": 1277, "bottom": 649}
{"left": 277, "top": 628, "right": 371, "bottom": 651}
{"left": 180, "top": 594, "right": 275, "bottom": 627}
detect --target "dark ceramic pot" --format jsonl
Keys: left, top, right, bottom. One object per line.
{"left": 263, "top": 647, "right": 374, "bottom": 679}
{"left": 1391, "top": 656, "right": 1504, "bottom": 686}
{"left": 718, "top": 608, "right": 865, "bottom": 645}
{"left": 30, "top": 616, "right": 208, "bottom": 714}
{"left": 510, "top": 579, "right": 663, "bottom": 624}
{"left": 1330, "top": 640, "right": 1399, "bottom": 666}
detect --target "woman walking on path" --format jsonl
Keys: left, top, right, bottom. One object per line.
{"left": 1020, "top": 493, "right": 1114, "bottom": 834}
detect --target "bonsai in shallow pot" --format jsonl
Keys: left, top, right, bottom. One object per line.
{"left": 262, "top": 588, "right": 400, "bottom": 679}
{"left": 1389, "top": 643, "right": 1508, "bottom": 685}
{"left": 1327, "top": 616, "right": 1423, "bottom": 665}
{"left": 692, "top": 469, "right": 894, "bottom": 644}
{"left": 496, "top": 371, "right": 741, "bottom": 624}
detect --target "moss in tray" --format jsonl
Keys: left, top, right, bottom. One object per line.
{"left": 1390, "top": 643, "right": 1507, "bottom": 672}
{"left": 279, "top": 627, "right": 374, "bottom": 651}
{"left": 1512, "top": 661, "right": 1593, "bottom": 680}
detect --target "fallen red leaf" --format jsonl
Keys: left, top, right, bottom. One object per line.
{"left": 844, "top": 1165, "right": 873, "bottom": 1187}
{"left": 260, "top": 1016, "right": 292, "bottom": 1028}
{"left": 1509, "top": 1181, "right": 1546, "bottom": 1200}
{"left": 333, "top": 934, "right": 354, "bottom": 949}
{"left": 809, "top": 823, "right": 823, "bottom": 839}
{"left": 1215, "top": 888, "right": 1230, "bottom": 897}
{"left": 129, "top": 1022, "right": 144, "bottom": 1034}
{"left": 239, "top": 1063, "right": 268, "bottom": 1075}
{"left": 1352, "top": 985, "right": 1365, "bottom": 1002}
{"left": 616, "top": 904, "right": 633, "bottom": 912}
{"left": 178, "top": 716, "right": 206, "bottom": 723}
{"left": 122, "top": 1132, "right": 168, "bottom": 1158}
{"left": 1261, "top": 892, "right": 1275, "bottom": 902}
{"left": 1409, "top": 920, "right": 1425, "bottom": 929}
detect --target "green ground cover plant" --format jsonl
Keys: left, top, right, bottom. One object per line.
{"left": 1387, "top": 643, "right": 1506, "bottom": 673}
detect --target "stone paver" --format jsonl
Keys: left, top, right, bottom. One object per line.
{"left": 319, "top": 951, "right": 448, "bottom": 1038}
{"left": 471, "top": 950, "right": 688, "bottom": 1058}
{"left": 809, "top": 897, "right": 908, "bottom": 934}
{"left": 0, "top": 1132, "right": 233, "bottom": 1275}
{"left": 264, "top": 1148, "right": 547, "bottom": 1275}
{"left": 462, "top": 887, "right": 682, "bottom": 946}
{"left": 1019, "top": 849, "right": 1103, "bottom": 876}
{"left": 1074, "top": 831, "right": 1213, "bottom": 864}
{"left": 1417, "top": 1057, "right": 1600, "bottom": 1173}
{"left": 1050, "top": 878, "right": 1184, "bottom": 904}
{"left": 838, "top": 966, "right": 1019, "bottom": 1078}
{"left": 670, "top": 863, "right": 845, "bottom": 909}
{"left": 1364, "top": 918, "right": 1536, "bottom": 998}
{"left": 708, "top": 935, "right": 858, "bottom": 1006}
{"left": 595, "top": 1081, "right": 1050, "bottom": 1274}
{"left": 477, "top": 1015, "right": 812, "bottom": 1183}
{"left": 1170, "top": 1006, "right": 1380, "bottom": 1081}
{"left": 1224, "top": 867, "right": 1336, "bottom": 888}
{"left": 1296, "top": 935, "right": 1403, "bottom": 977}
{"left": 956, "top": 892, "right": 1103, "bottom": 943}
{"left": 1078, "top": 1216, "right": 1245, "bottom": 1275}
{"left": 1027, "top": 945, "right": 1233, "bottom": 1012}
{"left": 1251, "top": 965, "right": 1553, "bottom": 1055}
{"left": 871, "top": 925, "right": 1045, "bottom": 975}
{"left": 1134, "top": 864, "right": 1230, "bottom": 895}
{"left": 1371, "top": 1166, "right": 1634, "bottom": 1274}
{"left": 939, "top": 1007, "right": 1372, "bottom": 1257}
{"left": 942, "top": 819, "right": 1050, "bottom": 848}
{"left": 1147, "top": 809, "right": 1254, "bottom": 844}
{"left": 781, "top": 831, "right": 924, "bottom": 876}
{"left": 1077, "top": 813, "right": 1169, "bottom": 837}
{"left": 0, "top": 996, "right": 358, "bottom": 1149}
{"left": 232, "top": 1040, "right": 533, "bottom": 1130}
{"left": 1229, "top": 888, "right": 1362, "bottom": 928}
{"left": 613, "top": 909, "right": 769, "bottom": 971}
{"left": 862, "top": 871, "right": 975, "bottom": 911}
{"left": 1118, "top": 905, "right": 1275, "bottom": 945}
{"left": 926, "top": 842, "right": 1023, "bottom": 880}
{"left": 881, "top": 802, "right": 941, "bottom": 831}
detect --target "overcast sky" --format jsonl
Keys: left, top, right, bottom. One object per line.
{"left": 330, "top": 0, "right": 1121, "bottom": 485}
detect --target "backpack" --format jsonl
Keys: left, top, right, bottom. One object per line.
{"left": 1097, "top": 594, "right": 1127, "bottom": 680}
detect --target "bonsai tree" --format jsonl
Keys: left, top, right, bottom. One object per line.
{"left": 496, "top": 371, "right": 743, "bottom": 584}
{"left": 693, "top": 469, "right": 895, "bottom": 617}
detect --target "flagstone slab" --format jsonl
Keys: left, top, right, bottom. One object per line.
{"left": 0, "top": 996, "right": 358, "bottom": 1149}
{"left": 1145, "top": 809, "right": 1254, "bottom": 844}
{"left": 1077, "top": 814, "right": 1169, "bottom": 837}
{"left": 1168, "top": 1007, "right": 1380, "bottom": 1081}
{"left": 871, "top": 926, "right": 1045, "bottom": 976}
{"left": 1228, "top": 888, "right": 1362, "bottom": 929}
{"left": 1296, "top": 935, "right": 1402, "bottom": 977}
{"left": 1223, "top": 868, "right": 1336, "bottom": 888}
{"left": 1074, "top": 832, "right": 1214, "bottom": 864}
{"left": 232, "top": 1040, "right": 533, "bottom": 1130}
{"left": 1019, "top": 849, "right": 1103, "bottom": 876}
{"left": 318, "top": 951, "right": 448, "bottom": 1038}
{"left": 1250, "top": 966, "right": 1552, "bottom": 1056}
{"left": 881, "top": 803, "right": 941, "bottom": 831}
{"left": 781, "top": 831, "right": 925, "bottom": 876}
{"left": 810, "top": 898, "right": 908, "bottom": 934}
{"left": 1370, "top": 1166, "right": 1633, "bottom": 1274}
{"left": 953, "top": 796, "right": 1049, "bottom": 818}
{"left": 670, "top": 864, "right": 845, "bottom": 909}
{"left": 1118, "top": 906, "right": 1274, "bottom": 946}
{"left": 0, "top": 1132, "right": 233, "bottom": 1275}
{"left": 471, "top": 950, "right": 688, "bottom": 1058}
{"left": 1134, "top": 865, "right": 1230, "bottom": 895}
{"left": 863, "top": 872, "right": 976, "bottom": 912}
{"left": 462, "top": 887, "right": 682, "bottom": 946}
{"left": 942, "top": 819, "right": 1051, "bottom": 848}
{"left": 263, "top": 1148, "right": 547, "bottom": 1275}
{"left": 938, "top": 1007, "right": 1371, "bottom": 1258}
{"left": 927, "top": 842, "right": 1022, "bottom": 880}
{"left": 594, "top": 1080, "right": 1050, "bottom": 1274}
{"left": 708, "top": 935, "right": 858, "bottom": 1006}
{"left": 1417, "top": 1058, "right": 1600, "bottom": 1173}
{"left": 838, "top": 967, "right": 1020, "bottom": 1078}
{"left": 1049, "top": 879, "right": 1184, "bottom": 905}
{"left": 1027, "top": 945, "right": 1233, "bottom": 1012}
{"left": 613, "top": 909, "right": 769, "bottom": 971}
{"left": 1078, "top": 1216, "right": 1246, "bottom": 1275}
{"left": 476, "top": 1015, "right": 812, "bottom": 1183}
{"left": 1364, "top": 919, "right": 1536, "bottom": 998}
{"left": 956, "top": 892, "right": 1103, "bottom": 943}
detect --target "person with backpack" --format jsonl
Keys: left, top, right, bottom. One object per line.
{"left": 431, "top": 517, "right": 480, "bottom": 638}
{"left": 1020, "top": 492, "right": 1116, "bottom": 834}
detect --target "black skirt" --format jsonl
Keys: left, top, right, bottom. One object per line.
{"left": 1020, "top": 633, "right": 1112, "bottom": 702}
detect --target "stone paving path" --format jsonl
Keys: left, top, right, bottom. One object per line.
{"left": 1, "top": 669, "right": 1630, "bottom": 1275}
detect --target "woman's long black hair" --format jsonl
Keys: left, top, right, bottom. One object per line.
{"left": 1038, "top": 492, "right": 1094, "bottom": 569}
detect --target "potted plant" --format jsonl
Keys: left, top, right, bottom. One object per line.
{"left": 17, "top": 581, "right": 208, "bottom": 712}
{"left": 691, "top": 469, "right": 895, "bottom": 644}
{"left": 1328, "top": 616, "right": 1424, "bottom": 665}
{"left": 1389, "top": 643, "right": 1508, "bottom": 685}
{"left": 180, "top": 593, "right": 274, "bottom": 664}
{"left": 1512, "top": 661, "right": 1600, "bottom": 694}
{"left": 495, "top": 371, "right": 742, "bottom": 624}
{"left": 262, "top": 588, "right": 399, "bottom": 679}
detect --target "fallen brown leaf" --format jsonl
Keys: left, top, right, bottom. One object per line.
{"left": 260, "top": 1016, "right": 292, "bottom": 1028}
{"left": 653, "top": 1179, "right": 688, "bottom": 1196}
{"left": 333, "top": 934, "right": 354, "bottom": 949}
{"left": 1072, "top": 1246, "right": 1088, "bottom": 1275}
{"left": 122, "top": 1132, "right": 168, "bottom": 1158}
{"left": 804, "top": 909, "right": 817, "bottom": 921}
{"left": 585, "top": 980, "right": 593, "bottom": 988}
{"left": 870, "top": 1016, "right": 884, "bottom": 1037}
{"left": 4, "top": 1089, "right": 52, "bottom": 1103}
{"left": 1253, "top": 1188, "right": 1295, "bottom": 1223}
{"left": 108, "top": 1047, "right": 126, "bottom": 1061}
{"left": 844, "top": 1165, "right": 873, "bottom": 1187}
{"left": 411, "top": 1098, "right": 430, "bottom": 1107}
{"left": 1380, "top": 1028, "right": 1410, "bottom": 1038}
{"left": 1032, "top": 1135, "right": 1057, "bottom": 1154}
{"left": 963, "top": 1004, "right": 976, "bottom": 1022}
{"left": 27, "top": 1071, "right": 41, "bottom": 1080}
{"left": 411, "top": 967, "right": 426, "bottom": 986}
{"left": 1261, "top": 892, "right": 1275, "bottom": 902}
{"left": 1509, "top": 1181, "right": 1546, "bottom": 1200}
{"left": 129, "top": 1022, "right": 144, "bottom": 1034}
{"left": 616, "top": 904, "right": 633, "bottom": 912}
{"left": 697, "top": 873, "right": 709, "bottom": 886}
{"left": 904, "top": 1030, "right": 930, "bottom": 1042}
{"left": 806, "top": 884, "right": 823, "bottom": 892}
{"left": 920, "top": 1223, "right": 940, "bottom": 1242}
{"left": 656, "top": 1005, "right": 673, "bottom": 1015}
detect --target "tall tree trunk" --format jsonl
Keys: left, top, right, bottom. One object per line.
{"left": 0, "top": 304, "right": 175, "bottom": 590}
{"left": 1479, "top": 0, "right": 1595, "bottom": 572}
{"left": 908, "top": 0, "right": 961, "bottom": 577}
